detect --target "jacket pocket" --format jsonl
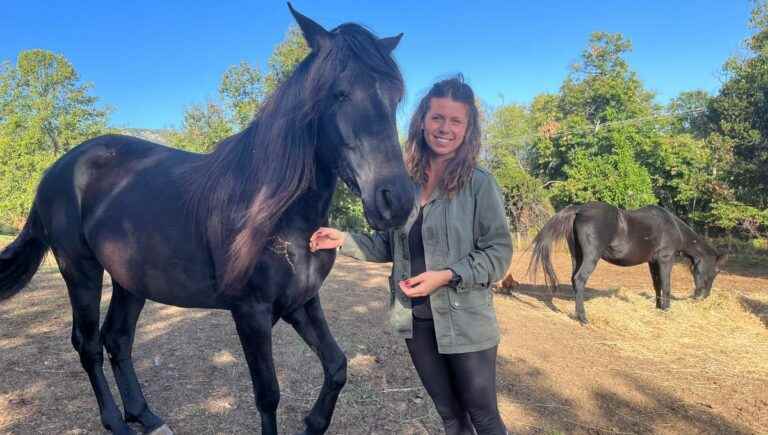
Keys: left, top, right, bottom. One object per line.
{"left": 448, "top": 287, "right": 491, "bottom": 310}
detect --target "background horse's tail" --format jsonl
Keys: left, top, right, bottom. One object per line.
{"left": 528, "top": 205, "right": 579, "bottom": 291}
{"left": 0, "top": 205, "right": 49, "bottom": 301}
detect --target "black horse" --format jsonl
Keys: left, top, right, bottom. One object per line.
{"left": 529, "top": 201, "right": 725, "bottom": 324}
{"left": 0, "top": 6, "right": 414, "bottom": 435}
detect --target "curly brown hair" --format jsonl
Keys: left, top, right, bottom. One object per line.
{"left": 404, "top": 75, "right": 481, "bottom": 197}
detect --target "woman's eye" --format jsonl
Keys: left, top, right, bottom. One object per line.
{"left": 335, "top": 92, "right": 349, "bottom": 102}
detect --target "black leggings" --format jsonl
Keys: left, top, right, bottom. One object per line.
{"left": 405, "top": 316, "right": 507, "bottom": 435}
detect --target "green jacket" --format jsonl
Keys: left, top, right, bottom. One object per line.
{"left": 340, "top": 168, "right": 513, "bottom": 354}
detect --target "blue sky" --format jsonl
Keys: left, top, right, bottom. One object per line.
{"left": 1, "top": 1, "right": 753, "bottom": 130}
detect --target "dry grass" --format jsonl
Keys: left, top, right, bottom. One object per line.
{"left": 1, "top": 237, "right": 767, "bottom": 434}
{"left": 586, "top": 287, "right": 768, "bottom": 377}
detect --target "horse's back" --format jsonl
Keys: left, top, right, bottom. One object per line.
{"left": 33, "top": 134, "right": 223, "bottom": 306}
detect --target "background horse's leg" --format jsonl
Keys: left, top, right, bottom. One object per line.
{"left": 567, "top": 236, "right": 582, "bottom": 295}
{"left": 648, "top": 262, "right": 662, "bottom": 309}
{"left": 231, "top": 301, "right": 280, "bottom": 435}
{"left": 571, "top": 255, "right": 598, "bottom": 324}
{"left": 55, "top": 252, "right": 133, "bottom": 434}
{"left": 283, "top": 296, "right": 347, "bottom": 435}
{"left": 101, "top": 283, "right": 169, "bottom": 434}
{"left": 657, "top": 256, "right": 674, "bottom": 310}
{"left": 571, "top": 227, "right": 601, "bottom": 324}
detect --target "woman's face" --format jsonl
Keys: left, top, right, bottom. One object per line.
{"left": 422, "top": 97, "right": 468, "bottom": 160}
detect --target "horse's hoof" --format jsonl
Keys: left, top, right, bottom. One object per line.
{"left": 146, "top": 424, "right": 174, "bottom": 435}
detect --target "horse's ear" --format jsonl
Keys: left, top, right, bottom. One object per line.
{"left": 288, "top": 3, "right": 331, "bottom": 52}
{"left": 378, "top": 33, "right": 403, "bottom": 54}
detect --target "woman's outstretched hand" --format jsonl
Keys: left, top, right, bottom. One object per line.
{"left": 309, "top": 227, "right": 346, "bottom": 252}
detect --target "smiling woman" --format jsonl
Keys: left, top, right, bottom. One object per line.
{"left": 310, "top": 76, "right": 513, "bottom": 435}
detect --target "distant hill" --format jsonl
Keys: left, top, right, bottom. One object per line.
{"left": 118, "top": 128, "right": 172, "bottom": 145}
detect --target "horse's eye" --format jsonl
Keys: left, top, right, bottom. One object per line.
{"left": 335, "top": 91, "right": 349, "bottom": 103}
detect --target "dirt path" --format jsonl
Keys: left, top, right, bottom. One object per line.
{"left": 1, "top": 252, "right": 766, "bottom": 434}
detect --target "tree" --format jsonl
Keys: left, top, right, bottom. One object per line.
{"left": 0, "top": 49, "right": 110, "bottom": 228}
{"left": 708, "top": 1, "right": 768, "bottom": 208}
{"left": 667, "top": 90, "right": 711, "bottom": 138}
{"left": 0, "top": 49, "right": 109, "bottom": 155}
{"left": 553, "top": 142, "right": 657, "bottom": 209}
{"left": 531, "top": 32, "right": 657, "bottom": 181}
{"left": 263, "top": 26, "right": 309, "bottom": 95}
{"left": 483, "top": 102, "right": 552, "bottom": 235}
{"left": 166, "top": 101, "right": 233, "bottom": 152}
{"left": 219, "top": 61, "right": 265, "bottom": 129}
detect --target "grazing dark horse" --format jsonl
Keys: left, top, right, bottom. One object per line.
{"left": 0, "top": 6, "right": 414, "bottom": 435}
{"left": 529, "top": 201, "right": 725, "bottom": 324}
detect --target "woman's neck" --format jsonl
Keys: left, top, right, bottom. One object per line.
{"left": 420, "top": 157, "right": 448, "bottom": 205}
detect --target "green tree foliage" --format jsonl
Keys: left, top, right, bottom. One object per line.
{"left": 0, "top": 50, "right": 109, "bottom": 154}
{"left": 483, "top": 103, "right": 552, "bottom": 234}
{"left": 530, "top": 33, "right": 657, "bottom": 181}
{"left": 554, "top": 142, "right": 656, "bottom": 209}
{"left": 708, "top": 1, "right": 768, "bottom": 208}
{"left": 166, "top": 101, "right": 233, "bottom": 152}
{"left": 264, "top": 27, "right": 309, "bottom": 95}
{"left": 0, "top": 49, "right": 109, "bottom": 228}
{"left": 667, "top": 90, "right": 711, "bottom": 138}
{"left": 219, "top": 61, "right": 264, "bottom": 129}
{"left": 525, "top": 33, "right": 659, "bottom": 210}
{"left": 169, "top": 26, "right": 309, "bottom": 152}
{"left": 708, "top": 201, "right": 768, "bottom": 239}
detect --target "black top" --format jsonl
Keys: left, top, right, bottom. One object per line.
{"left": 409, "top": 206, "right": 433, "bottom": 319}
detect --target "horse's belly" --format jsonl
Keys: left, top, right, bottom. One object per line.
{"left": 603, "top": 246, "right": 653, "bottom": 266}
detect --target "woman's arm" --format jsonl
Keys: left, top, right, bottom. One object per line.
{"left": 309, "top": 227, "right": 393, "bottom": 263}
{"left": 447, "top": 174, "right": 513, "bottom": 292}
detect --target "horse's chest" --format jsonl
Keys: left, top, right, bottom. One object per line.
{"left": 258, "top": 235, "right": 336, "bottom": 313}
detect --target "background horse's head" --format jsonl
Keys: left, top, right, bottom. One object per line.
{"left": 689, "top": 238, "right": 727, "bottom": 299}
{"left": 287, "top": 5, "right": 414, "bottom": 230}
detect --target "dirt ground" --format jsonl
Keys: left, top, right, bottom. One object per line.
{"left": 1, "top": 248, "right": 767, "bottom": 434}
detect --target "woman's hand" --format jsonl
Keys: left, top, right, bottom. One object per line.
{"left": 309, "top": 227, "right": 346, "bottom": 252}
{"left": 399, "top": 270, "right": 453, "bottom": 297}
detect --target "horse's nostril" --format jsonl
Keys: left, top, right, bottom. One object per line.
{"left": 377, "top": 188, "right": 394, "bottom": 221}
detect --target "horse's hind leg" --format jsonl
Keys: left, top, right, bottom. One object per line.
{"left": 570, "top": 226, "right": 601, "bottom": 324}
{"left": 283, "top": 296, "right": 347, "bottom": 435}
{"left": 102, "top": 283, "right": 169, "bottom": 434}
{"left": 55, "top": 252, "right": 134, "bottom": 434}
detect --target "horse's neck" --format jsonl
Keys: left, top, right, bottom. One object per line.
{"left": 674, "top": 216, "right": 705, "bottom": 257}
{"left": 286, "top": 162, "right": 338, "bottom": 229}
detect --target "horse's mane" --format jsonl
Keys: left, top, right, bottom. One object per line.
{"left": 184, "top": 23, "right": 403, "bottom": 294}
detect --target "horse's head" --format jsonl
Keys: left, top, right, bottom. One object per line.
{"left": 691, "top": 240, "right": 726, "bottom": 299}
{"left": 289, "top": 5, "right": 415, "bottom": 230}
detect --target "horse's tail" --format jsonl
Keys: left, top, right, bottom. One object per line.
{"left": 528, "top": 205, "right": 579, "bottom": 291}
{"left": 0, "top": 205, "right": 49, "bottom": 302}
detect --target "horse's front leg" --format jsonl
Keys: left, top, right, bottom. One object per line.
{"left": 231, "top": 301, "right": 280, "bottom": 435}
{"left": 657, "top": 255, "right": 674, "bottom": 310}
{"left": 648, "top": 261, "right": 662, "bottom": 309}
{"left": 283, "top": 296, "right": 347, "bottom": 435}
